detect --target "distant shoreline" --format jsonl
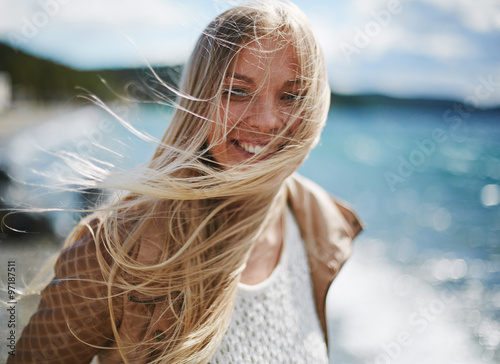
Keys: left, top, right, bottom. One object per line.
{"left": 2, "top": 42, "right": 500, "bottom": 112}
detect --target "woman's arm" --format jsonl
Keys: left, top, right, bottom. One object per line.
{"left": 9, "top": 225, "right": 122, "bottom": 364}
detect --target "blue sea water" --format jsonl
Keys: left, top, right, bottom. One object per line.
{"left": 301, "top": 101, "right": 500, "bottom": 363}
{"left": 1, "top": 99, "right": 499, "bottom": 363}
{"left": 304, "top": 101, "right": 499, "bottom": 259}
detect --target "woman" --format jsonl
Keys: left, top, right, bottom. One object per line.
{"left": 11, "top": 1, "right": 362, "bottom": 363}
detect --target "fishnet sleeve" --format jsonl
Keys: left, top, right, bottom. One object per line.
{"left": 9, "top": 225, "right": 121, "bottom": 364}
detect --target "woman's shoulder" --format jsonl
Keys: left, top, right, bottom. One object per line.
{"left": 59, "top": 210, "right": 162, "bottom": 272}
{"left": 285, "top": 173, "right": 363, "bottom": 240}
{"left": 55, "top": 214, "right": 112, "bottom": 280}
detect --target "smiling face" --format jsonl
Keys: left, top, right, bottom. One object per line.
{"left": 207, "top": 39, "right": 302, "bottom": 167}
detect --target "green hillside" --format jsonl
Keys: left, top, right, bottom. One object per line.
{"left": 0, "top": 42, "right": 182, "bottom": 103}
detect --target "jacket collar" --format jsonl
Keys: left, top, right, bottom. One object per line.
{"left": 286, "top": 173, "right": 363, "bottom": 343}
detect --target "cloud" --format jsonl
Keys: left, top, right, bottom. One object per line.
{"left": 0, "top": 0, "right": 498, "bottom": 105}
{"left": 324, "top": 0, "right": 483, "bottom": 64}
{"left": 0, "top": 0, "right": 219, "bottom": 68}
{"left": 397, "top": 32, "right": 478, "bottom": 61}
{"left": 0, "top": 0, "right": 207, "bottom": 32}
{"left": 307, "top": 0, "right": 498, "bottom": 105}
{"left": 420, "top": 0, "right": 500, "bottom": 33}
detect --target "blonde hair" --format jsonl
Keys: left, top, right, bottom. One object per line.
{"left": 60, "top": 1, "right": 330, "bottom": 363}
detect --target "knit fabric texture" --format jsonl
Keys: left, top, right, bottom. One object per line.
{"left": 210, "top": 209, "right": 329, "bottom": 364}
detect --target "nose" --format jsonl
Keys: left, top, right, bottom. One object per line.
{"left": 246, "top": 96, "right": 284, "bottom": 134}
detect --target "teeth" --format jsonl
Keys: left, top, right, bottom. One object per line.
{"left": 240, "top": 143, "right": 265, "bottom": 154}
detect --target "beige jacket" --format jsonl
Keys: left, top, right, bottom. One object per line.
{"left": 10, "top": 174, "right": 362, "bottom": 364}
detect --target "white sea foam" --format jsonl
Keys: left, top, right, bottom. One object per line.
{"left": 327, "top": 238, "right": 487, "bottom": 364}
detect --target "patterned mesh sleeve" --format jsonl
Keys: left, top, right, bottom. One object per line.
{"left": 9, "top": 224, "right": 122, "bottom": 364}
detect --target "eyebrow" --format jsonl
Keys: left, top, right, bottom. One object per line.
{"left": 225, "top": 73, "right": 255, "bottom": 85}
{"left": 225, "top": 73, "right": 301, "bottom": 87}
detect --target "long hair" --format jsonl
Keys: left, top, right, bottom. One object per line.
{"left": 60, "top": 1, "right": 330, "bottom": 363}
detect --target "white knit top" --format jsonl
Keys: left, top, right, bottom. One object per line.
{"left": 210, "top": 209, "right": 329, "bottom": 364}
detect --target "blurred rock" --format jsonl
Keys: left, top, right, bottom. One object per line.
{"left": 0, "top": 71, "right": 11, "bottom": 114}
{"left": 0, "top": 166, "right": 53, "bottom": 238}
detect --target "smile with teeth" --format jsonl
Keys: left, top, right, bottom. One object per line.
{"left": 238, "top": 142, "right": 266, "bottom": 154}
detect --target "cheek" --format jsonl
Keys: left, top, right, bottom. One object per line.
{"left": 207, "top": 124, "right": 227, "bottom": 165}
{"left": 284, "top": 116, "right": 302, "bottom": 140}
{"left": 217, "top": 103, "right": 243, "bottom": 136}
{"left": 207, "top": 107, "right": 233, "bottom": 164}
{"left": 210, "top": 104, "right": 230, "bottom": 142}
{"left": 290, "top": 117, "right": 302, "bottom": 133}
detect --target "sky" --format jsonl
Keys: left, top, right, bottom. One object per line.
{"left": 0, "top": 0, "right": 499, "bottom": 107}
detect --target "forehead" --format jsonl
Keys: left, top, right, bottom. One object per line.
{"left": 228, "top": 38, "right": 299, "bottom": 80}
